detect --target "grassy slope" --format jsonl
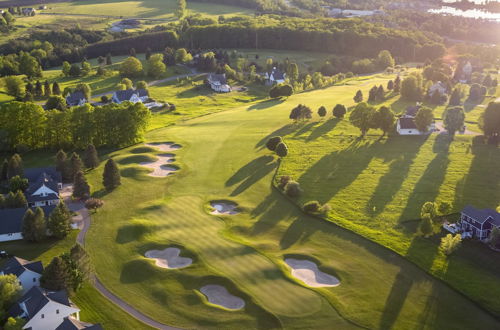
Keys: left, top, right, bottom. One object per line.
{"left": 81, "top": 72, "right": 500, "bottom": 329}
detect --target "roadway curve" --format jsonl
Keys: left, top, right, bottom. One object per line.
{"left": 78, "top": 209, "right": 181, "bottom": 330}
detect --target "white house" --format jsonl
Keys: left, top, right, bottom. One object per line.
{"left": 112, "top": 89, "right": 149, "bottom": 104}
{"left": 9, "top": 287, "right": 83, "bottom": 330}
{"left": 0, "top": 257, "right": 43, "bottom": 293}
{"left": 459, "top": 206, "right": 500, "bottom": 241}
{"left": 65, "top": 92, "right": 87, "bottom": 107}
{"left": 428, "top": 81, "right": 447, "bottom": 96}
{"left": 265, "top": 67, "right": 286, "bottom": 85}
{"left": 0, "top": 206, "right": 56, "bottom": 242}
{"left": 207, "top": 74, "right": 231, "bottom": 93}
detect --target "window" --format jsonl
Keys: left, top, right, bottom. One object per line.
{"left": 41, "top": 314, "right": 44, "bottom": 319}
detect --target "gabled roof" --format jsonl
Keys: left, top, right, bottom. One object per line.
{"left": 24, "top": 167, "right": 62, "bottom": 185}
{"left": 66, "top": 91, "right": 87, "bottom": 106}
{"left": 208, "top": 74, "right": 227, "bottom": 85}
{"left": 56, "top": 317, "right": 103, "bottom": 330}
{"left": 0, "top": 206, "right": 56, "bottom": 235}
{"left": 0, "top": 257, "right": 43, "bottom": 276}
{"left": 10, "top": 286, "right": 77, "bottom": 320}
{"left": 462, "top": 206, "right": 500, "bottom": 226}
{"left": 398, "top": 117, "right": 417, "bottom": 130}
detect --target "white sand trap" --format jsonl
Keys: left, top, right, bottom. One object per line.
{"left": 145, "top": 248, "right": 192, "bottom": 269}
{"left": 210, "top": 201, "right": 239, "bottom": 215}
{"left": 139, "top": 154, "right": 178, "bottom": 177}
{"left": 146, "top": 142, "right": 182, "bottom": 152}
{"left": 285, "top": 258, "right": 340, "bottom": 288}
{"left": 200, "top": 285, "right": 245, "bottom": 310}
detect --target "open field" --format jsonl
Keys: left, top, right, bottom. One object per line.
{"left": 74, "top": 73, "right": 500, "bottom": 328}
{"left": 43, "top": 0, "right": 253, "bottom": 20}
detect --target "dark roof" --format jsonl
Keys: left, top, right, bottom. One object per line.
{"left": 66, "top": 91, "right": 87, "bottom": 106}
{"left": 24, "top": 167, "right": 62, "bottom": 185}
{"left": 398, "top": 117, "right": 418, "bottom": 130}
{"left": 56, "top": 317, "right": 103, "bottom": 330}
{"left": 208, "top": 74, "right": 227, "bottom": 84}
{"left": 10, "top": 286, "right": 74, "bottom": 319}
{"left": 405, "top": 105, "right": 421, "bottom": 117}
{"left": 462, "top": 206, "right": 500, "bottom": 226}
{"left": 0, "top": 206, "right": 56, "bottom": 235}
{"left": 270, "top": 67, "right": 285, "bottom": 80}
{"left": 0, "top": 257, "right": 43, "bottom": 276}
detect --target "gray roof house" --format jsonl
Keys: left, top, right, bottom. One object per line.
{"left": 0, "top": 257, "right": 43, "bottom": 293}
{"left": 9, "top": 286, "right": 96, "bottom": 330}
{"left": 112, "top": 89, "right": 149, "bottom": 104}
{"left": 65, "top": 91, "right": 87, "bottom": 107}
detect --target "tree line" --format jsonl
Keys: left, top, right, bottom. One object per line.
{"left": 0, "top": 101, "right": 151, "bottom": 151}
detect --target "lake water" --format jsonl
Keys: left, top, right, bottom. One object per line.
{"left": 429, "top": 0, "right": 500, "bottom": 21}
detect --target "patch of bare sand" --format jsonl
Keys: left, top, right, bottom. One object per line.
{"left": 200, "top": 285, "right": 245, "bottom": 310}
{"left": 145, "top": 248, "right": 192, "bottom": 269}
{"left": 285, "top": 258, "right": 340, "bottom": 288}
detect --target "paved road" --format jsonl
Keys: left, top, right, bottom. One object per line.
{"left": 76, "top": 191, "right": 182, "bottom": 329}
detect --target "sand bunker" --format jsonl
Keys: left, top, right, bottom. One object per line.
{"left": 145, "top": 248, "right": 192, "bottom": 269}
{"left": 210, "top": 201, "right": 239, "bottom": 215}
{"left": 139, "top": 154, "right": 178, "bottom": 177}
{"left": 200, "top": 285, "right": 245, "bottom": 310}
{"left": 285, "top": 258, "right": 340, "bottom": 288}
{"left": 146, "top": 142, "right": 182, "bottom": 152}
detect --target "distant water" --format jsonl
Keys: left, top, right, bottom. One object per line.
{"left": 429, "top": 1, "right": 500, "bottom": 21}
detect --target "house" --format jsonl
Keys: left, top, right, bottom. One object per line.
{"left": 21, "top": 8, "right": 36, "bottom": 16}
{"left": 459, "top": 206, "right": 500, "bottom": 241}
{"left": 207, "top": 74, "right": 231, "bottom": 93}
{"left": 0, "top": 206, "right": 56, "bottom": 242}
{"left": 265, "top": 67, "right": 286, "bottom": 85}
{"left": 24, "top": 168, "right": 62, "bottom": 208}
{"left": 0, "top": 257, "right": 43, "bottom": 293}
{"left": 112, "top": 89, "right": 149, "bottom": 104}
{"left": 9, "top": 286, "right": 88, "bottom": 330}
{"left": 428, "top": 81, "right": 447, "bottom": 96}
{"left": 65, "top": 92, "right": 87, "bottom": 107}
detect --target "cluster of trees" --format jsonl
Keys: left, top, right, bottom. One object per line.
{"left": 41, "top": 244, "right": 92, "bottom": 294}
{"left": 265, "top": 136, "right": 288, "bottom": 158}
{"left": 0, "top": 101, "right": 151, "bottom": 151}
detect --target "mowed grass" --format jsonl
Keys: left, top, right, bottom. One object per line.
{"left": 44, "top": 0, "right": 253, "bottom": 19}
{"left": 81, "top": 73, "right": 500, "bottom": 329}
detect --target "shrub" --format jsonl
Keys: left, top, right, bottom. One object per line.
{"left": 303, "top": 201, "right": 321, "bottom": 214}
{"left": 440, "top": 234, "right": 462, "bottom": 256}
{"left": 266, "top": 136, "right": 282, "bottom": 151}
{"left": 284, "top": 180, "right": 301, "bottom": 198}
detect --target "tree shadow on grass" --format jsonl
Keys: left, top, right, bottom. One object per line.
{"left": 297, "top": 140, "right": 378, "bottom": 204}
{"left": 225, "top": 155, "right": 278, "bottom": 196}
{"left": 398, "top": 135, "right": 451, "bottom": 226}
{"left": 366, "top": 136, "right": 428, "bottom": 216}
{"left": 247, "top": 98, "right": 285, "bottom": 111}
{"left": 306, "top": 118, "right": 341, "bottom": 141}
{"left": 255, "top": 124, "right": 299, "bottom": 149}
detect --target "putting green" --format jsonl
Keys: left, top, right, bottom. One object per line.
{"left": 86, "top": 78, "right": 500, "bottom": 329}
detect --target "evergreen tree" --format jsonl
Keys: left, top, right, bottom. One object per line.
{"left": 83, "top": 144, "right": 99, "bottom": 169}
{"left": 40, "top": 256, "right": 71, "bottom": 291}
{"left": 70, "top": 152, "right": 83, "bottom": 180}
{"left": 106, "top": 53, "right": 112, "bottom": 65}
{"left": 43, "top": 80, "right": 51, "bottom": 97}
{"left": 7, "top": 154, "right": 23, "bottom": 179}
{"left": 1, "top": 159, "right": 8, "bottom": 181}
{"left": 22, "top": 207, "right": 45, "bottom": 242}
{"left": 73, "top": 171, "right": 90, "bottom": 200}
{"left": 353, "top": 90, "right": 363, "bottom": 103}
{"left": 48, "top": 202, "right": 72, "bottom": 239}
{"left": 52, "top": 81, "right": 61, "bottom": 95}
{"left": 102, "top": 159, "right": 121, "bottom": 191}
